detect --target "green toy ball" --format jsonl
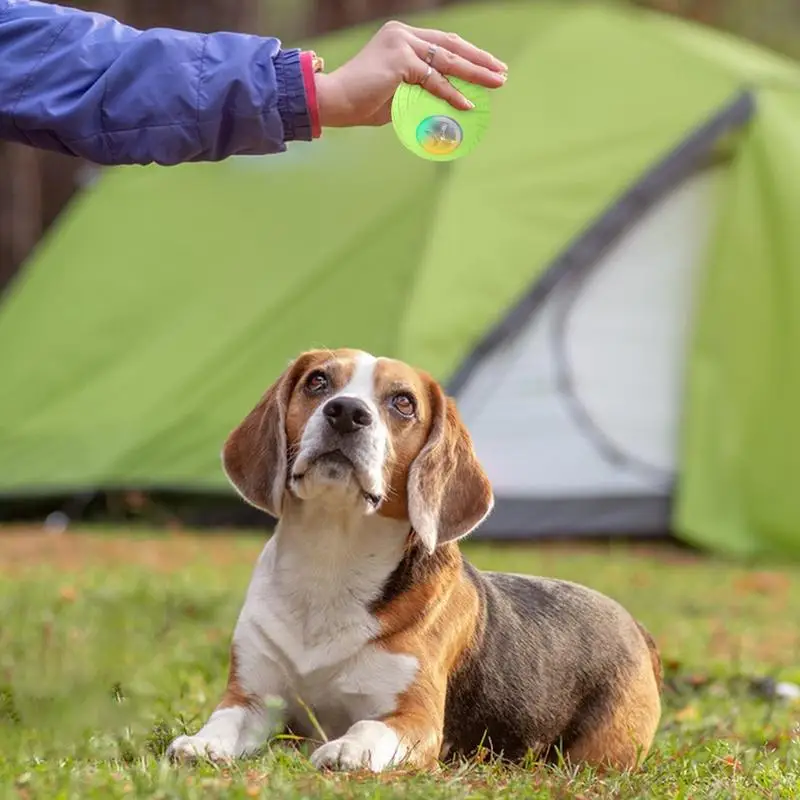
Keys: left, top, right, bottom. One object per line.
{"left": 391, "top": 76, "right": 491, "bottom": 162}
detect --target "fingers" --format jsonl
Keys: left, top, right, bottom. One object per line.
{"left": 409, "top": 35, "right": 507, "bottom": 91}
{"left": 375, "top": 20, "right": 507, "bottom": 113}
{"left": 417, "top": 65, "right": 474, "bottom": 111}
{"left": 405, "top": 26, "right": 507, "bottom": 73}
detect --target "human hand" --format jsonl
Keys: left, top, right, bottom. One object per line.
{"left": 313, "top": 20, "right": 507, "bottom": 129}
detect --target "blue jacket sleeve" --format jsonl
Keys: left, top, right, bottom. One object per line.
{"left": 0, "top": 0, "right": 313, "bottom": 165}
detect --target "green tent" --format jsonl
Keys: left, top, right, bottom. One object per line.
{"left": 2, "top": 0, "right": 800, "bottom": 559}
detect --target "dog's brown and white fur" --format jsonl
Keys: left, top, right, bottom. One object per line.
{"left": 167, "top": 348, "right": 662, "bottom": 771}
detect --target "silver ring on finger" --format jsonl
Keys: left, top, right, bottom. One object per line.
{"left": 420, "top": 64, "right": 434, "bottom": 86}
{"left": 424, "top": 43, "right": 439, "bottom": 66}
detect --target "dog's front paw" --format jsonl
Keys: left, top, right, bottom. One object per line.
{"left": 167, "top": 734, "right": 239, "bottom": 763}
{"left": 310, "top": 720, "right": 404, "bottom": 772}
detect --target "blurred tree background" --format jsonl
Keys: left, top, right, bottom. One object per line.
{"left": 1, "top": 0, "right": 798, "bottom": 294}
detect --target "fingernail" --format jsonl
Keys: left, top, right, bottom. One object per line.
{"left": 465, "top": 99, "right": 475, "bottom": 109}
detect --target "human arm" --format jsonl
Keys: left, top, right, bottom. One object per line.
{"left": 0, "top": 1, "right": 508, "bottom": 167}
{"left": 0, "top": 0, "right": 317, "bottom": 165}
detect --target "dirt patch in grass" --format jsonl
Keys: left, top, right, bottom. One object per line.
{"left": 0, "top": 524, "right": 704, "bottom": 575}
{"left": 0, "top": 526, "right": 265, "bottom": 574}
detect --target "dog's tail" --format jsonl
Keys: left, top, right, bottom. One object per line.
{"left": 635, "top": 621, "right": 663, "bottom": 693}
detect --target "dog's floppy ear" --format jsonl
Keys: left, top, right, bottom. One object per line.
{"left": 407, "top": 380, "right": 494, "bottom": 553}
{"left": 221, "top": 355, "right": 312, "bottom": 518}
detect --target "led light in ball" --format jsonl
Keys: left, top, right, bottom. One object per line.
{"left": 415, "top": 115, "right": 463, "bottom": 156}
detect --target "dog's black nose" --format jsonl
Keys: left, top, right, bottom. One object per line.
{"left": 323, "top": 397, "right": 373, "bottom": 435}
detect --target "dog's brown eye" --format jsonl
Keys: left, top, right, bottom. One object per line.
{"left": 306, "top": 371, "right": 329, "bottom": 394}
{"left": 391, "top": 393, "right": 416, "bottom": 418}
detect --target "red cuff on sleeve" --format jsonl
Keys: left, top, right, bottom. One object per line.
{"left": 299, "top": 51, "right": 322, "bottom": 139}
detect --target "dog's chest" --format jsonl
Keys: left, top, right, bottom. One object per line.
{"left": 242, "top": 534, "right": 417, "bottom": 735}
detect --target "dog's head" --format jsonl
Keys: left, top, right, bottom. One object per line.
{"left": 221, "top": 348, "right": 493, "bottom": 551}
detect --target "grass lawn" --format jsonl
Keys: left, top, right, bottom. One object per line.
{"left": 1, "top": 526, "right": 799, "bottom": 798}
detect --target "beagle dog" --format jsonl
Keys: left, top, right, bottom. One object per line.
{"left": 167, "top": 348, "right": 662, "bottom": 771}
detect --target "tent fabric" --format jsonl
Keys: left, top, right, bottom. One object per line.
{"left": 676, "top": 87, "right": 800, "bottom": 559}
{"left": 2, "top": 1, "right": 800, "bottom": 560}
